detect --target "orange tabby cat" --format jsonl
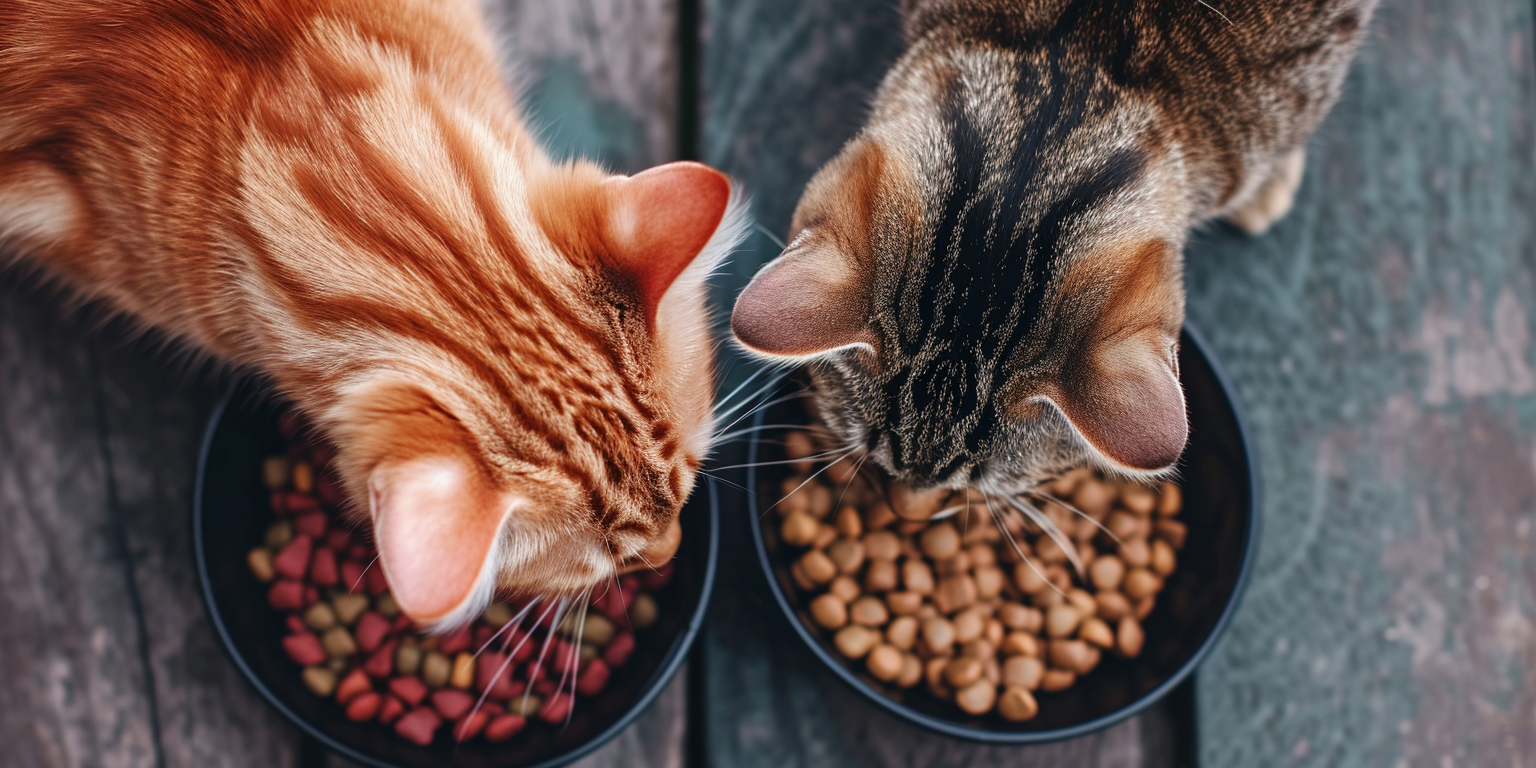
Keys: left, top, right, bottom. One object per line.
{"left": 0, "top": 0, "right": 746, "bottom": 629}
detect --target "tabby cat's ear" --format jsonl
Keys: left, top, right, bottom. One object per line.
{"left": 1044, "top": 332, "right": 1187, "bottom": 472}
{"left": 731, "top": 233, "right": 874, "bottom": 359}
{"left": 370, "top": 455, "right": 511, "bottom": 629}
{"left": 602, "top": 161, "right": 732, "bottom": 321}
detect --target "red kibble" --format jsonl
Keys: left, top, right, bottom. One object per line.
{"left": 345, "top": 692, "right": 382, "bottom": 722}
{"left": 389, "top": 676, "right": 429, "bottom": 707}
{"left": 454, "top": 710, "right": 489, "bottom": 742}
{"left": 473, "top": 626, "right": 495, "bottom": 648}
{"left": 339, "top": 561, "right": 365, "bottom": 593}
{"left": 283, "top": 492, "right": 321, "bottom": 515}
{"left": 364, "top": 639, "right": 397, "bottom": 678}
{"left": 430, "top": 689, "right": 474, "bottom": 721}
{"left": 537, "top": 692, "right": 572, "bottom": 725}
{"left": 309, "top": 547, "right": 338, "bottom": 587}
{"left": 619, "top": 574, "right": 641, "bottom": 594}
{"left": 355, "top": 612, "right": 392, "bottom": 654}
{"left": 272, "top": 535, "right": 313, "bottom": 580}
{"left": 641, "top": 561, "right": 674, "bottom": 592}
{"left": 282, "top": 633, "right": 327, "bottom": 667}
{"left": 484, "top": 714, "right": 526, "bottom": 742}
{"left": 285, "top": 614, "right": 307, "bottom": 635}
{"left": 576, "top": 658, "right": 610, "bottom": 696}
{"left": 533, "top": 677, "right": 557, "bottom": 697}
{"left": 549, "top": 644, "right": 580, "bottom": 676}
{"left": 268, "top": 580, "right": 306, "bottom": 611}
{"left": 324, "top": 529, "right": 351, "bottom": 553}
{"left": 378, "top": 695, "right": 406, "bottom": 725}
{"left": 507, "top": 630, "right": 535, "bottom": 663}
{"left": 392, "top": 614, "right": 414, "bottom": 632}
{"left": 293, "top": 511, "right": 327, "bottom": 539}
{"left": 438, "top": 625, "right": 472, "bottom": 655}
{"left": 604, "top": 632, "right": 635, "bottom": 668}
{"left": 336, "top": 669, "right": 372, "bottom": 705}
{"left": 593, "top": 588, "right": 629, "bottom": 623}
{"left": 475, "top": 653, "right": 521, "bottom": 701}
{"left": 347, "top": 543, "right": 374, "bottom": 561}
{"left": 303, "top": 585, "right": 319, "bottom": 607}
{"left": 393, "top": 708, "right": 441, "bottom": 747}
{"left": 364, "top": 565, "right": 389, "bottom": 596}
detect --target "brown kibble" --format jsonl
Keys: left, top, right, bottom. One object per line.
{"left": 960, "top": 638, "right": 996, "bottom": 661}
{"left": 799, "top": 550, "right": 838, "bottom": 584}
{"left": 784, "top": 431, "right": 816, "bottom": 472}
{"left": 833, "top": 625, "right": 880, "bottom": 659}
{"left": 998, "top": 603, "right": 1042, "bottom": 633}
{"left": 933, "top": 574, "right": 977, "bottom": 614}
{"left": 1089, "top": 555, "right": 1125, "bottom": 591}
{"left": 889, "top": 481, "right": 952, "bottom": 521}
{"left": 1066, "top": 588, "right": 1097, "bottom": 617}
{"left": 1134, "top": 596, "right": 1157, "bottom": 621}
{"left": 850, "top": 596, "right": 890, "bottom": 626}
{"left": 984, "top": 618, "right": 1004, "bottom": 648}
{"left": 1157, "top": 482, "right": 1183, "bottom": 516}
{"left": 1123, "top": 568, "right": 1162, "bottom": 600}
{"left": 1155, "top": 518, "right": 1188, "bottom": 549}
{"left": 322, "top": 627, "right": 356, "bottom": 658}
{"left": 790, "top": 562, "right": 816, "bottom": 591}
{"left": 998, "top": 686, "right": 1039, "bottom": 721}
{"left": 810, "top": 594, "right": 849, "bottom": 629}
{"left": 1095, "top": 591, "right": 1132, "bottom": 621}
{"left": 265, "top": 521, "right": 294, "bottom": 549}
{"left": 583, "top": 613, "right": 617, "bottom": 646}
{"left": 1002, "top": 655, "right": 1045, "bottom": 690}
{"left": 781, "top": 512, "right": 820, "bottom": 547}
{"left": 835, "top": 506, "right": 864, "bottom": 539}
{"left": 1032, "top": 587, "right": 1065, "bottom": 609}
{"left": 828, "top": 575, "right": 861, "bottom": 603}
{"left": 864, "top": 558, "right": 899, "bottom": 592}
{"left": 1048, "top": 639, "right": 1095, "bottom": 673}
{"left": 1034, "top": 535, "right": 1070, "bottom": 565}
{"left": 919, "top": 522, "right": 962, "bottom": 560}
{"left": 1119, "top": 538, "right": 1151, "bottom": 568}
{"left": 826, "top": 457, "right": 860, "bottom": 484}
{"left": 935, "top": 551, "right": 971, "bottom": 576}
{"left": 1121, "top": 483, "right": 1157, "bottom": 515}
{"left": 863, "top": 530, "right": 901, "bottom": 561}
{"left": 1080, "top": 617, "right": 1115, "bottom": 649}
{"left": 902, "top": 559, "right": 935, "bottom": 594}
{"left": 1117, "top": 617, "right": 1146, "bottom": 657}
{"left": 1013, "top": 561, "right": 1050, "bottom": 594}
{"left": 451, "top": 652, "right": 474, "bottom": 689}
{"left": 262, "top": 456, "right": 292, "bottom": 491}
{"left": 780, "top": 478, "right": 811, "bottom": 515}
{"left": 924, "top": 656, "right": 950, "bottom": 689}
{"left": 954, "top": 680, "right": 997, "bottom": 716}
{"left": 952, "top": 607, "right": 987, "bottom": 643}
{"left": 332, "top": 593, "right": 369, "bottom": 625}
{"left": 303, "top": 602, "right": 338, "bottom": 631}
{"left": 396, "top": 640, "right": 422, "bottom": 676}
{"left": 1041, "top": 668, "right": 1076, "bottom": 691}
{"left": 1045, "top": 605, "right": 1081, "bottom": 638}
{"left": 1001, "top": 631, "right": 1040, "bottom": 658}
{"left": 630, "top": 593, "right": 659, "bottom": 630}
{"left": 944, "top": 656, "right": 984, "bottom": 687}
{"left": 826, "top": 538, "right": 866, "bottom": 574}
{"left": 808, "top": 484, "right": 835, "bottom": 517}
{"left": 973, "top": 566, "right": 1005, "bottom": 600}
{"left": 811, "top": 523, "right": 838, "bottom": 549}
{"left": 866, "top": 643, "right": 904, "bottom": 681}
{"left": 291, "top": 461, "right": 315, "bottom": 494}
{"left": 886, "top": 591, "right": 923, "bottom": 615}
{"left": 248, "top": 548, "right": 276, "bottom": 583}
{"left": 303, "top": 666, "right": 338, "bottom": 697}
{"left": 896, "top": 654, "right": 924, "bottom": 688}
{"left": 1072, "top": 480, "right": 1115, "bottom": 518}
{"left": 1150, "top": 539, "right": 1177, "bottom": 577}
{"left": 886, "top": 615, "right": 919, "bottom": 650}
{"left": 508, "top": 694, "right": 542, "bottom": 717}
{"left": 422, "top": 651, "right": 451, "bottom": 688}
{"left": 1108, "top": 511, "right": 1145, "bottom": 542}
{"left": 863, "top": 501, "right": 898, "bottom": 531}
{"left": 921, "top": 617, "right": 956, "bottom": 655}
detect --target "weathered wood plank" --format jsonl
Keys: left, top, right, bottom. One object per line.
{"left": 1185, "top": 0, "right": 1536, "bottom": 766}
{"left": 698, "top": 1, "right": 1184, "bottom": 765}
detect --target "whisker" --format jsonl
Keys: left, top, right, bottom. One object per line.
{"left": 1025, "top": 489, "right": 1122, "bottom": 547}
{"left": 757, "top": 446, "right": 859, "bottom": 519}
{"left": 712, "top": 448, "right": 849, "bottom": 471}
{"left": 754, "top": 222, "right": 788, "bottom": 250}
{"left": 1004, "top": 495, "right": 1085, "bottom": 578}
{"left": 515, "top": 599, "right": 563, "bottom": 714}
{"left": 710, "top": 423, "right": 832, "bottom": 444}
{"left": 351, "top": 553, "right": 382, "bottom": 594}
{"left": 712, "top": 367, "right": 771, "bottom": 418}
{"left": 712, "top": 375, "right": 787, "bottom": 426}
{"left": 1194, "top": 0, "right": 1234, "bottom": 25}
{"left": 560, "top": 590, "right": 591, "bottom": 729}
{"left": 984, "top": 493, "right": 1065, "bottom": 598}
{"left": 465, "top": 597, "right": 544, "bottom": 739}
{"left": 831, "top": 451, "right": 870, "bottom": 511}
{"left": 475, "top": 597, "right": 541, "bottom": 658}
{"left": 697, "top": 470, "right": 754, "bottom": 495}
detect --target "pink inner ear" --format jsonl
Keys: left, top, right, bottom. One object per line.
{"left": 1051, "top": 340, "right": 1188, "bottom": 472}
{"left": 370, "top": 456, "right": 510, "bottom": 623}
{"left": 731, "top": 238, "right": 873, "bottom": 358}
{"left": 604, "top": 161, "right": 731, "bottom": 319}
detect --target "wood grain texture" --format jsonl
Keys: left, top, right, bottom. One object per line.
{"left": 698, "top": 1, "right": 1183, "bottom": 765}
{"left": 1185, "top": 0, "right": 1536, "bottom": 766}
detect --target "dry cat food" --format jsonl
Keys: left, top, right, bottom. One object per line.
{"left": 772, "top": 430, "right": 1186, "bottom": 722}
{"left": 247, "top": 412, "right": 670, "bottom": 747}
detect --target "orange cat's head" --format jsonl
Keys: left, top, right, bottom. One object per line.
{"left": 311, "top": 161, "right": 744, "bottom": 630}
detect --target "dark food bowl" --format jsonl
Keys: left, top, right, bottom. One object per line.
{"left": 195, "top": 388, "right": 718, "bottom": 768}
{"left": 747, "top": 326, "right": 1258, "bottom": 742}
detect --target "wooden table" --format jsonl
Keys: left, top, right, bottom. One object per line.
{"left": 3, "top": 1, "right": 1532, "bottom": 766}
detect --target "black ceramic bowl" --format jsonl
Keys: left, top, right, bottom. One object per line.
{"left": 195, "top": 387, "right": 719, "bottom": 768}
{"left": 747, "top": 325, "right": 1258, "bottom": 743}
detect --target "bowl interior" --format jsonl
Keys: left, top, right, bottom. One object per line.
{"left": 748, "top": 328, "right": 1256, "bottom": 741}
{"left": 196, "top": 390, "right": 716, "bottom": 768}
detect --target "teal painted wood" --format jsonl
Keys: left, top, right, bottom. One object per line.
{"left": 1185, "top": 0, "right": 1536, "bottom": 766}
{"left": 699, "top": 2, "right": 1183, "bottom": 765}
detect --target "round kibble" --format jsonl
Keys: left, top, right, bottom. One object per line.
{"left": 1013, "top": 561, "right": 1049, "bottom": 594}
{"left": 583, "top": 613, "right": 617, "bottom": 646}
{"left": 302, "top": 666, "right": 337, "bottom": 697}
{"left": 973, "top": 566, "right": 1005, "bottom": 600}
{"left": 1072, "top": 480, "right": 1114, "bottom": 517}
{"left": 1080, "top": 617, "right": 1115, "bottom": 649}
{"left": 952, "top": 607, "right": 986, "bottom": 644}
{"left": 827, "top": 538, "right": 865, "bottom": 574}
{"left": 1119, "top": 538, "right": 1151, "bottom": 568}
{"left": 1155, "top": 519, "right": 1188, "bottom": 548}
{"left": 886, "top": 591, "right": 923, "bottom": 615}
{"left": 835, "top": 506, "right": 863, "bottom": 539}
{"left": 886, "top": 616, "right": 919, "bottom": 650}
{"left": 943, "top": 656, "right": 983, "bottom": 687}
{"left": 1121, "top": 484, "right": 1156, "bottom": 515}
{"left": 1002, "top": 655, "right": 1045, "bottom": 690}
{"left": 248, "top": 548, "right": 276, "bottom": 583}
{"left": 304, "top": 602, "right": 338, "bottom": 631}
{"left": 896, "top": 654, "right": 924, "bottom": 688}
{"left": 1041, "top": 668, "right": 1076, "bottom": 691}
{"left": 864, "top": 558, "right": 899, "bottom": 592}
{"left": 921, "top": 617, "right": 956, "bottom": 655}
{"left": 323, "top": 627, "right": 357, "bottom": 658}
{"left": 1095, "top": 591, "right": 1131, "bottom": 621}
{"left": 265, "top": 521, "right": 294, "bottom": 549}
{"left": 850, "top": 596, "right": 889, "bottom": 626}
{"left": 396, "top": 641, "right": 422, "bottom": 677}
{"left": 954, "top": 680, "right": 996, "bottom": 716}
{"left": 1045, "top": 605, "right": 1081, "bottom": 638}
{"left": 998, "top": 603, "right": 1041, "bottom": 633}
{"left": 450, "top": 652, "right": 474, "bottom": 689}
{"left": 422, "top": 652, "right": 451, "bottom": 688}
{"left": 630, "top": 593, "right": 659, "bottom": 630}
{"left": 834, "top": 625, "right": 880, "bottom": 659}
{"left": 826, "top": 575, "right": 860, "bottom": 604}
{"left": 919, "top": 523, "right": 961, "bottom": 560}
{"left": 1157, "top": 482, "right": 1182, "bottom": 516}
{"left": 1123, "top": 568, "right": 1162, "bottom": 601}
{"left": 1001, "top": 631, "right": 1039, "bottom": 658}
{"left": 800, "top": 550, "right": 837, "bottom": 585}
{"left": 866, "top": 644, "right": 904, "bottom": 682}
{"left": 1150, "top": 539, "right": 1177, "bottom": 577}
{"left": 998, "top": 686, "right": 1039, "bottom": 721}
{"left": 933, "top": 574, "right": 977, "bottom": 614}
{"left": 1066, "top": 588, "right": 1096, "bottom": 617}
{"left": 902, "top": 559, "right": 935, "bottom": 594}
{"left": 1089, "top": 555, "right": 1125, "bottom": 591}
{"left": 863, "top": 530, "right": 901, "bottom": 561}
{"left": 782, "top": 512, "right": 819, "bottom": 547}
{"left": 1118, "top": 617, "right": 1145, "bottom": 657}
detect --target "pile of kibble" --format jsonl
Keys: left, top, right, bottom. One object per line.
{"left": 772, "top": 431, "right": 1186, "bottom": 722}
{"left": 246, "top": 413, "right": 668, "bottom": 747}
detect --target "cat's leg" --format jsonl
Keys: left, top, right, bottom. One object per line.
{"left": 1227, "top": 147, "right": 1306, "bottom": 235}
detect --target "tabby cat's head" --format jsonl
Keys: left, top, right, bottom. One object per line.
{"left": 732, "top": 42, "right": 1188, "bottom": 498}
{"left": 312, "top": 161, "right": 743, "bottom": 630}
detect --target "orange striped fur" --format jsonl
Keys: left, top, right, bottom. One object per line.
{"left": 0, "top": 0, "right": 746, "bottom": 627}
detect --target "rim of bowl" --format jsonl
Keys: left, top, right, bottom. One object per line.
{"left": 194, "top": 385, "right": 721, "bottom": 768}
{"left": 745, "top": 323, "right": 1261, "bottom": 744}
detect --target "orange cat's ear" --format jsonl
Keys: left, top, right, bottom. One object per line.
{"left": 370, "top": 455, "right": 511, "bottom": 630}
{"left": 731, "top": 234, "right": 875, "bottom": 359}
{"left": 602, "top": 161, "right": 732, "bottom": 320}
{"left": 1043, "top": 333, "right": 1187, "bottom": 472}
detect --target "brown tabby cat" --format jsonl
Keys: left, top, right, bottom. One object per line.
{"left": 0, "top": 0, "right": 746, "bottom": 629}
{"left": 733, "top": 0, "right": 1376, "bottom": 515}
